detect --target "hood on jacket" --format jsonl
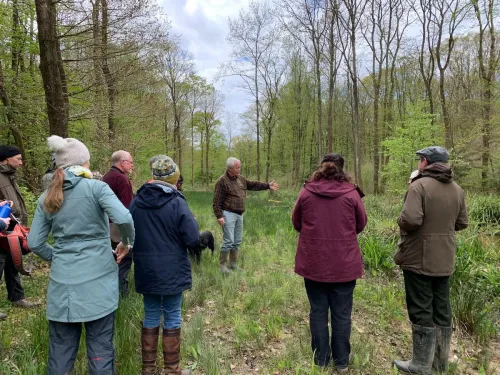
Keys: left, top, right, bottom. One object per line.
{"left": 0, "top": 163, "right": 17, "bottom": 175}
{"left": 419, "top": 162, "right": 453, "bottom": 183}
{"left": 304, "top": 179, "right": 357, "bottom": 198}
{"left": 134, "top": 181, "right": 184, "bottom": 209}
{"left": 62, "top": 170, "right": 85, "bottom": 191}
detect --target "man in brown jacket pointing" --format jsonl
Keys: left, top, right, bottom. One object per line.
{"left": 393, "top": 146, "right": 468, "bottom": 375}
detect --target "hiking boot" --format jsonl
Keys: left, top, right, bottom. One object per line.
{"left": 393, "top": 324, "right": 435, "bottom": 375}
{"left": 433, "top": 325, "right": 452, "bottom": 373}
{"left": 219, "top": 251, "right": 231, "bottom": 274}
{"left": 0, "top": 312, "right": 6, "bottom": 320}
{"left": 12, "top": 299, "right": 39, "bottom": 308}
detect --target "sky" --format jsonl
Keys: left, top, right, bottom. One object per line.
{"left": 159, "top": 0, "right": 253, "bottom": 133}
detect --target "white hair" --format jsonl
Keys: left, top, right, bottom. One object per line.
{"left": 226, "top": 157, "right": 240, "bottom": 169}
{"left": 111, "top": 150, "right": 131, "bottom": 165}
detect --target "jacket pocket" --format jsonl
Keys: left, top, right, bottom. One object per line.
{"left": 394, "top": 234, "right": 407, "bottom": 265}
{"left": 422, "top": 235, "right": 456, "bottom": 274}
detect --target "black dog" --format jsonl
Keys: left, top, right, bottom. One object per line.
{"left": 188, "top": 231, "right": 215, "bottom": 264}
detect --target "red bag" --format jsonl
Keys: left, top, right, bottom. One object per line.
{"left": 0, "top": 218, "right": 31, "bottom": 276}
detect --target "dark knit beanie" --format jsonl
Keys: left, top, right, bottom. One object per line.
{"left": 0, "top": 145, "right": 22, "bottom": 161}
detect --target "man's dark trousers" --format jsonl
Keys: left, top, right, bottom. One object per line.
{"left": 403, "top": 270, "right": 451, "bottom": 327}
{"left": 0, "top": 252, "right": 25, "bottom": 302}
{"left": 112, "top": 241, "right": 133, "bottom": 296}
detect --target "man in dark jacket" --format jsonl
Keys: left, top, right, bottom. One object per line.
{"left": 130, "top": 155, "right": 198, "bottom": 375}
{"left": 213, "top": 157, "right": 279, "bottom": 273}
{"left": 393, "top": 146, "right": 468, "bottom": 375}
{"left": 0, "top": 145, "right": 37, "bottom": 320}
{"left": 102, "top": 150, "right": 135, "bottom": 296}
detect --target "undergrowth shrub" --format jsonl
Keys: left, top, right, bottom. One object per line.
{"left": 451, "top": 237, "right": 499, "bottom": 343}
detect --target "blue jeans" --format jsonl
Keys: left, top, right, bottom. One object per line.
{"left": 221, "top": 210, "right": 243, "bottom": 252}
{"left": 143, "top": 293, "right": 183, "bottom": 329}
{"left": 304, "top": 278, "right": 356, "bottom": 368}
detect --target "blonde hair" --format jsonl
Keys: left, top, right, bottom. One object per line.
{"left": 44, "top": 168, "right": 65, "bottom": 213}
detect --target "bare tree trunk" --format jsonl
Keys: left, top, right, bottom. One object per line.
{"left": 11, "top": 0, "right": 24, "bottom": 73}
{"left": 472, "top": 0, "right": 496, "bottom": 185}
{"left": 100, "top": 0, "right": 117, "bottom": 145}
{"left": 205, "top": 124, "right": 210, "bottom": 188}
{"left": 439, "top": 73, "right": 453, "bottom": 149}
{"left": 255, "top": 61, "right": 261, "bottom": 180}
{"left": 0, "top": 62, "right": 24, "bottom": 155}
{"left": 327, "top": 25, "right": 335, "bottom": 153}
{"left": 350, "top": 25, "right": 362, "bottom": 186}
{"left": 191, "top": 111, "right": 195, "bottom": 186}
{"left": 315, "top": 56, "right": 322, "bottom": 161}
{"left": 200, "top": 131, "right": 204, "bottom": 185}
{"left": 35, "top": 0, "right": 68, "bottom": 137}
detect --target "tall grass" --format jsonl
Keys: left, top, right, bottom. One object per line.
{"left": 0, "top": 191, "right": 498, "bottom": 374}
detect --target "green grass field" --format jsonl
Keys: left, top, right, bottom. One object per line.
{"left": 0, "top": 190, "right": 499, "bottom": 374}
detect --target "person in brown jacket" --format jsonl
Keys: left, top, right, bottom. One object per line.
{"left": 0, "top": 145, "right": 38, "bottom": 320}
{"left": 393, "top": 146, "right": 468, "bottom": 375}
{"left": 213, "top": 157, "right": 279, "bottom": 273}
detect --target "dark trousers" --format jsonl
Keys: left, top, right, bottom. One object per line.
{"left": 304, "top": 278, "right": 356, "bottom": 368}
{"left": 403, "top": 270, "right": 451, "bottom": 327}
{"left": 47, "top": 311, "right": 116, "bottom": 375}
{"left": 112, "top": 241, "right": 133, "bottom": 296}
{"left": 0, "top": 252, "right": 25, "bottom": 302}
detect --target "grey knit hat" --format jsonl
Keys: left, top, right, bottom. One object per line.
{"left": 47, "top": 135, "right": 90, "bottom": 169}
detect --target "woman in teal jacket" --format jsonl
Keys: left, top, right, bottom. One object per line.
{"left": 28, "top": 135, "right": 135, "bottom": 375}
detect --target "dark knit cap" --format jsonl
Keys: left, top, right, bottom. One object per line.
{"left": 321, "top": 153, "right": 345, "bottom": 169}
{"left": 0, "top": 145, "right": 22, "bottom": 161}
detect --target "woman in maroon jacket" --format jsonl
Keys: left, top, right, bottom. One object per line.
{"left": 292, "top": 153, "right": 367, "bottom": 372}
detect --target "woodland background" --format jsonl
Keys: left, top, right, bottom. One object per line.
{"left": 0, "top": 0, "right": 499, "bottom": 193}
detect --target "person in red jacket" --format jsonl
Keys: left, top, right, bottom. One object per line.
{"left": 292, "top": 153, "right": 367, "bottom": 373}
{"left": 102, "top": 150, "right": 134, "bottom": 296}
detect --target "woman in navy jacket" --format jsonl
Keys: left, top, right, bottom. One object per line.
{"left": 130, "top": 155, "right": 199, "bottom": 375}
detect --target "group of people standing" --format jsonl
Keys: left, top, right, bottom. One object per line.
{"left": 292, "top": 146, "right": 467, "bottom": 375}
{"left": 2, "top": 135, "right": 197, "bottom": 375}
{"left": 0, "top": 137, "right": 467, "bottom": 375}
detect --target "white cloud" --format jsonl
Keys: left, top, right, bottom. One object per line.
{"left": 158, "top": 0, "right": 253, "bottom": 134}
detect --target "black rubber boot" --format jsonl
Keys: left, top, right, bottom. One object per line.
{"left": 432, "top": 325, "right": 452, "bottom": 373}
{"left": 393, "top": 325, "right": 436, "bottom": 375}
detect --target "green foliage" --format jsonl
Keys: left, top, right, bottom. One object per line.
{"left": 451, "top": 236, "right": 500, "bottom": 342}
{"left": 2, "top": 192, "right": 498, "bottom": 374}
{"left": 359, "top": 234, "right": 396, "bottom": 275}
{"left": 467, "top": 194, "right": 500, "bottom": 226}
{"left": 382, "top": 103, "right": 443, "bottom": 194}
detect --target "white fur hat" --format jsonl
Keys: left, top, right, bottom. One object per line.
{"left": 47, "top": 135, "right": 90, "bottom": 169}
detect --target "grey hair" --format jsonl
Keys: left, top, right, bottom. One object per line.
{"left": 226, "top": 157, "right": 240, "bottom": 169}
{"left": 111, "top": 150, "right": 130, "bottom": 165}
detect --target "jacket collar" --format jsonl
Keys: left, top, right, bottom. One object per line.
{"left": 225, "top": 170, "right": 238, "bottom": 180}
{"left": 0, "top": 163, "right": 17, "bottom": 175}
{"left": 110, "top": 166, "right": 125, "bottom": 175}
{"left": 149, "top": 180, "right": 178, "bottom": 190}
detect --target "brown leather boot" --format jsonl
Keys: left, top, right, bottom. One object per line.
{"left": 163, "top": 328, "right": 191, "bottom": 375}
{"left": 142, "top": 326, "right": 159, "bottom": 375}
